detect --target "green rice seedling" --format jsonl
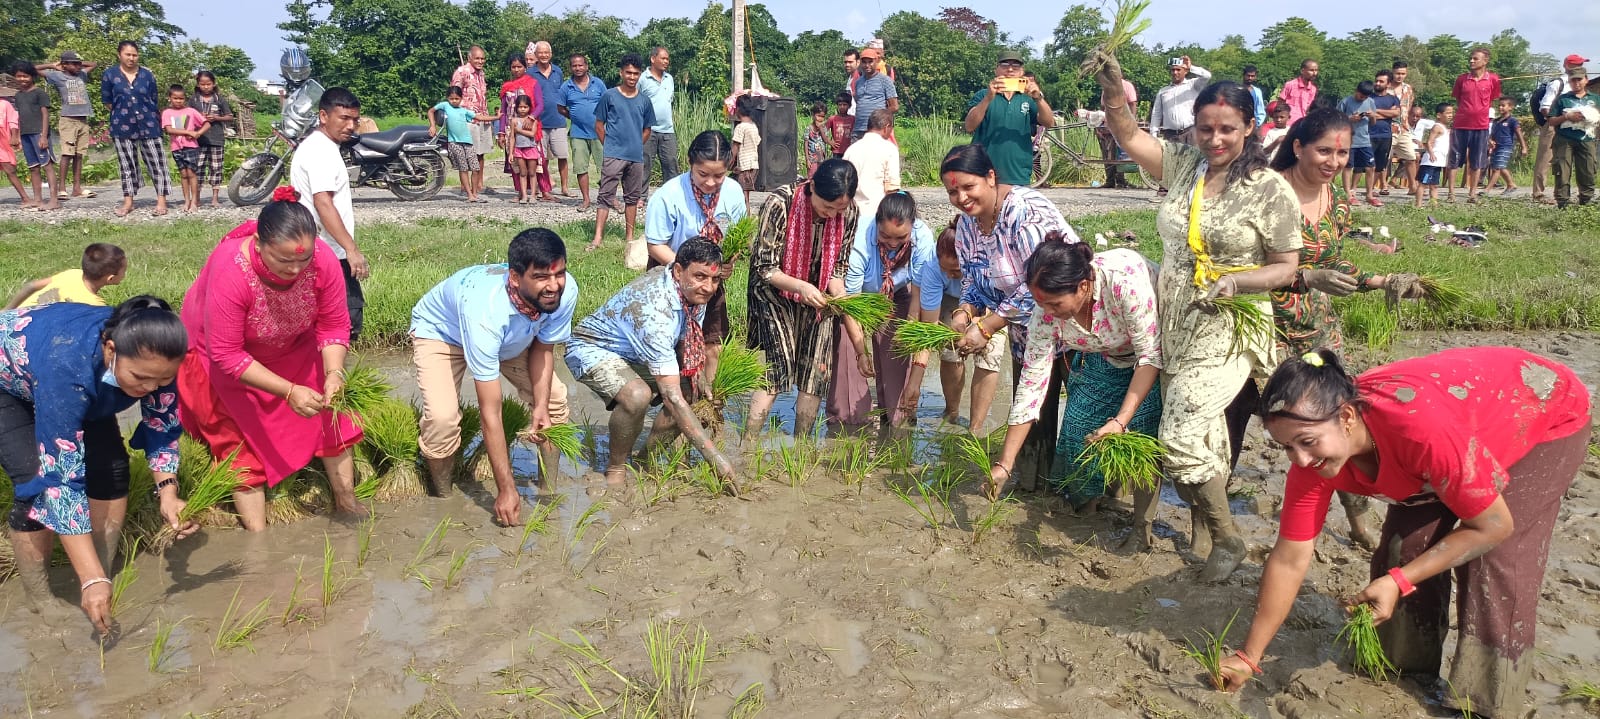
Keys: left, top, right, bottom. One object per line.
{"left": 1344, "top": 300, "right": 1399, "bottom": 350}
{"left": 1182, "top": 610, "right": 1240, "bottom": 691}
{"left": 688, "top": 460, "right": 732, "bottom": 498}
{"left": 1418, "top": 275, "right": 1469, "bottom": 316}
{"left": 1561, "top": 681, "right": 1600, "bottom": 705}
{"left": 320, "top": 534, "right": 351, "bottom": 609}
{"left": 887, "top": 474, "right": 949, "bottom": 543}
{"left": 711, "top": 342, "right": 770, "bottom": 399}
{"left": 826, "top": 435, "right": 885, "bottom": 486}
{"left": 534, "top": 620, "right": 712, "bottom": 717}
{"left": 892, "top": 320, "right": 962, "bottom": 357}
{"left": 357, "top": 399, "right": 425, "bottom": 500}
{"left": 826, "top": 293, "right": 894, "bottom": 333}
{"left": 777, "top": 441, "right": 813, "bottom": 488}
{"left": 442, "top": 545, "right": 473, "bottom": 590}
{"left": 404, "top": 516, "right": 452, "bottom": 585}
{"left": 971, "top": 496, "right": 1020, "bottom": 545}
{"left": 513, "top": 498, "right": 561, "bottom": 567}
{"left": 947, "top": 432, "right": 993, "bottom": 477}
{"left": 147, "top": 617, "right": 184, "bottom": 673}
{"left": 153, "top": 445, "right": 244, "bottom": 552}
{"left": 328, "top": 364, "right": 393, "bottom": 429}
{"left": 458, "top": 402, "right": 483, "bottom": 451}
{"left": 720, "top": 215, "right": 758, "bottom": 260}
{"left": 213, "top": 584, "right": 273, "bottom": 654}
{"left": 110, "top": 537, "right": 141, "bottom": 617}
{"left": 280, "top": 558, "right": 307, "bottom": 626}
{"left": 566, "top": 501, "right": 614, "bottom": 575}
{"left": 528, "top": 422, "right": 584, "bottom": 478}
{"left": 1209, "top": 295, "right": 1276, "bottom": 357}
{"left": 570, "top": 501, "right": 607, "bottom": 547}
{"left": 356, "top": 512, "right": 377, "bottom": 568}
{"left": 1074, "top": 431, "right": 1167, "bottom": 494}
{"left": 1337, "top": 603, "right": 1397, "bottom": 681}
{"left": 1080, "top": 0, "right": 1153, "bottom": 78}
{"left": 499, "top": 396, "right": 533, "bottom": 447}
{"left": 730, "top": 682, "right": 766, "bottom": 719}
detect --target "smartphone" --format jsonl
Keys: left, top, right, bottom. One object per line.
{"left": 999, "top": 77, "right": 1026, "bottom": 93}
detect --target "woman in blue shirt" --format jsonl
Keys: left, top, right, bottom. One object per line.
{"left": 838, "top": 192, "right": 944, "bottom": 426}
{"left": 1, "top": 297, "right": 193, "bottom": 635}
{"left": 644, "top": 131, "right": 747, "bottom": 382}
{"left": 101, "top": 41, "right": 172, "bottom": 218}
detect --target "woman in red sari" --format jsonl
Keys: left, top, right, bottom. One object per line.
{"left": 178, "top": 186, "right": 365, "bottom": 530}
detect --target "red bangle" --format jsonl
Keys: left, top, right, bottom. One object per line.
{"left": 1388, "top": 567, "right": 1417, "bottom": 597}
{"left": 1234, "top": 650, "right": 1263, "bottom": 675}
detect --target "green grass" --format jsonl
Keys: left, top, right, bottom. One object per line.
{"left": 147, "top": 617, "right": 183, "bottom": 673}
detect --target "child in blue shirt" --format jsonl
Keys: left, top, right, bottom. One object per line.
{"left": 1486, "top": 96, "right": 1528, "bottom": 195}
{"left": 431, "top": 86, "right": 483, "bottom": 202}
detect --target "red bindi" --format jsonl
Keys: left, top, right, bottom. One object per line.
{"left": 294, "top": 245, "right": 306, "bottom": 254}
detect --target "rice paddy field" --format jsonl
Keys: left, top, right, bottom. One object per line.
{"left": 0, "top": 199, "right": 1598, "bottom": 717}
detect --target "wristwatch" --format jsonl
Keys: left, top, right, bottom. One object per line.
{"left": 153, "top": 477, "right": 178, "bottom": 497}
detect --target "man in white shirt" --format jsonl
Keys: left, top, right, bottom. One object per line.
{"left": 1149, "top": 56, "right": 1211, "bottom": 142}
{"left": 290, "top": 86, "right": 368, "bottom": 341}
{"left": 1534, "top": 54, "right": 1590, "bottom": 204}
{"left": 841, "top": 109, "right": 900, "bottom": 218}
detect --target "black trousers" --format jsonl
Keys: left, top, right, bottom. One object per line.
{"left": 0, "top": 392, "right": 130, "bottom": 531}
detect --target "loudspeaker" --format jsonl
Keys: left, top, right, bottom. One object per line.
{"left": 748, "top": 96, "right": 798, "bottom": 191}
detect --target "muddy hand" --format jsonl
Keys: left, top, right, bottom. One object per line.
{"left": 1204, "top": 276, "right": 1237, "bottom": 302}
{"left": 710, "top": 452, "right": 736, "bottom": 483}
{"left": 81, "top": 582, "right": 113, "bottom": 637}
{"left": 494, "top": 490, "right": 522, "bottom": 527}
{"left": 1350, "top": 577, "right": 1401, "bottom": 623}
{"left": 159, "top": 496, "right": 199, "bottom": 540}
{"left": 1082, "top": 49, "right": 1124, "bottom": 89}
{"left": 1302, "top": 269, "right": 1360, "bottom": 297}
{"left": 1217, "top": 655, "right": 1254, "bottom": 692}
{"left": 983, "top": 464, "right": 1010, "bottom": 501}
{"left": 1385, "top": 273, "right": 1425, "bottom": 301}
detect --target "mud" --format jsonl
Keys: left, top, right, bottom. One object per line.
{"left": 2, "top": 330, "right": 1597, "bottom": 718}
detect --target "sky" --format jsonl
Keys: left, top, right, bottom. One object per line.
{"left": 166, "top": 0, "right": 1600, "bottom": 81}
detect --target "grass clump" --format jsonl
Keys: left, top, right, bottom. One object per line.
{"left": 1209, "top": 295, "right": 1276, "bottom": 357}
{"left": 892, "top": 320, "right": 962, "bottom": 356}
{"left": 720, "top": 215, "right": 758, "bottom": 260}
{"left": 1182, "top": 610, "right": 1239, "bottom": 691}
{"left": 827, "top": 293, "right": 894, "bottom": 333}
{"left": 147, "top": 617, "right": 183, "bottom": 673}
{"left": 532, "top": 620, "right": 712, "bottom": 718}
{"left": 1074, "top": 431, "right": 1166, "bottom": 494}
{"left": 1338, "top": 603, "right": 1397, "bottom": 681}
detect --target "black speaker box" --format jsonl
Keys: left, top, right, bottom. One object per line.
{"left": 747, "top": 96, "right": 798, "bottom": 191}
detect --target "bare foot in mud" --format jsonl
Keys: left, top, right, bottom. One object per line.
{"left": 1118, "top": 525, "right": 1154, "bottom": 553}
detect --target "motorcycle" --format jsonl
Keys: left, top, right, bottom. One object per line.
{"left": 228, "top": 52, "right": 449, "bottom": 205}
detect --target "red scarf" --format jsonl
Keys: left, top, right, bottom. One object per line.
{"left": 231, "top": 220, "right": 300, "bottom": 288}
{"left": 878, "top": 240, "right": 910, "bottom": 296}
{"left": 505, "top": 276, "right": 542, "bottom": 322}
{"left": 677, "top": 282, "right": 705, "bottom": 378}
{"left": 779, "top": 184, "right": 848, "bottom": 304}
{"left": 694, "top": 185, "right": 723, "bottom": 243}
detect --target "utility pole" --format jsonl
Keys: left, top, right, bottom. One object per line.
{"left": 731, "top": 0, "right": 745, "bottom": 94}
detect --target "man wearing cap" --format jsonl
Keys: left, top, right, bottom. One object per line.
{"left": 964, "top": 50, "right": 1054, "bottom": 187}
{"left": 35, "top": 51, "right": 98, "bottom": 200}
{"left": 1534, "top": 54, "right": 1591, "bottom": 204}
{"left": 850, "top": 45, "right": 898, "bottom": 141}
{"left": 1550, "top": 64, "right": 1596, "bottom": 208}
{"left": 1149, "top": 55, "right": 1210, "bottom": 197}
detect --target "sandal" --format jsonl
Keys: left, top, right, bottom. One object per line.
{"left": 1378, "top": 189, "right": 1390, "bottom": 196}
{"left": 76, "top": 189, "right": 96, "bottom": 198}
{"left": 1367, "top": 197, "right": 1384, "bottom": 207}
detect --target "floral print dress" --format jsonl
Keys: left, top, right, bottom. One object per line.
{"left": 1269, "top": 185, "right": 1377, "bottom": 354}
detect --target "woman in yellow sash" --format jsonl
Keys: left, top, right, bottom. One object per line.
{"left": 1085, "top": 50, "right": 1301, "bottom": 582}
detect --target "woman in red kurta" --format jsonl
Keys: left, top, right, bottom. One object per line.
{"left": 177, "top": 187, "right": 365, "bottom": 530}
{"left": 1217, "top": 347, "right": 1591, "bottom": 718}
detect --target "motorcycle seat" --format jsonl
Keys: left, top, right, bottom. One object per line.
{"left": 353, "top": 125, "right": 433, "bottom": 154}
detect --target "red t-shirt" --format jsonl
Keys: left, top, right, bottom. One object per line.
{"left": 1279, "top": 347, "right": 1591, "bottom": 542}
{"left": 826, "top": 114, "right": 854, "bottom": 155}
{"left": 1451, "top": 72, "right": 1502, "bottom": 131}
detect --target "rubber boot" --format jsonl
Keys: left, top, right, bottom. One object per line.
{"left": 1119, "top": 485, "right": 1160, "bottom": 552}
{"left": 1193, "top": 477, "right": 1247, "bottom": 583}
{"left": 1339, "top": 491, "right": 1379, "bottom": 550}
{"left": 425, "top": 455, "right": 455, "bottom": 498}
{"left": 1174, "top": 482, "right": 1211, "bottom": 561}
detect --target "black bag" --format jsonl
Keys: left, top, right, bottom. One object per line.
{"left": 1531, "top": 79, "right": 1553, "bottom": 126}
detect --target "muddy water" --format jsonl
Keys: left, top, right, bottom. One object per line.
{"left": 3, "top": 332, "right": 1597, "bottom": 717}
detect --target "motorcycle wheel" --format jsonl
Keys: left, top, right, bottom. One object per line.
{"left": 389, "top": 152, "right": 446, "bottom": 201}
{"left": 228, "top": 154, "right": 285, "bottom": 206}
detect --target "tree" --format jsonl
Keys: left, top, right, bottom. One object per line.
{"left": 690, "top": 2, "right": 730, "bottom": 101}
{"left": 1, "top": 0, "right": 54, "bottom": 66}
{"left": 876, "top": 10, "right": 993, "bottom": 116}
{"left": 638, "top": 16, "right": 700, "bottom": 86}
{"left": 1258, "top": 17, "right": 1325, "bottom": 51}
{"left": 1044, "top": 4, "right": 1105, "bottom": 62}
{"left": 938, "top": 7, "right": 997, "bottom": 45}
{"left": 783, "top": 30, "right": 852, "bottom": 106}
{"left": 1486, "top": 29, "right": 1539, "bottom": 99}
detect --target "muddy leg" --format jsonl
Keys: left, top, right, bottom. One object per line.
{"left": 1339, "top": 491, "right": 1379, "bottom": 550}
{"left": 10, "top": 529, "right": 74, "bottom": 615}
{"left": 1372, "top": 502, "right": 1453, "bottom": 676}
{"left": 605, "top": 380, "right": 654, "bottom": 479}
{"left": 425, "top": 454, "right": 456, "bottom": 497}
{"left": 88, "top": 498, "right": 126, "bottom": 576}
{"left": 323, "top": 450, "right": 367, "bottom": 518}
{"left": 1174, "top": 481, "right": 1211, "bottom": 560}
{"left": 1120, "top": 484, "right": 1160, "bottom": 552}
{"left": 1192, "top": 476, "right": 1245, "bottom": 582}
{"left": 234, "top": 487, "right": 268, "bottom": 531}
{"left": 793, "top": 391, "right": 821, "bottom": 439}
{"left": 744, "top": 389, "right": 776, "bottom": 442}
{"left": 643, "top": 400, "right": 685, "bottom": 456}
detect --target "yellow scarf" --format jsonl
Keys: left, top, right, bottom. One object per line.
{"left": 1186, "top": 163, "right": 1259, "bottom": 288}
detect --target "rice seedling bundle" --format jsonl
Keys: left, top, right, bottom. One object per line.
{"left": 1074, "top": 431, "right": 1167, "bottom": 493}
{"left": 355, "top": 399, "right": 427, "bottom": 501}
{"left": 1209, "top": 295, "right": 1276, "bottom": 357}
{"left": 529, "top": 422, "right": 584, "bottom": 478}
{"left": 1417, "top": 275, "right": 1468, "bottom": 316}
{"left": 472, "top": 398, "right": 534, "bottom": 483}
{"left": 327, "top": 364, "right": 393, "bottom": 429}
{"left": 1079, "top": 0, "right": 1152, "bottom": 78}
{"left": 892, "top": 320, "right": 962, "bottom": 357}
{"left": 826, "top": 293, "right": 894, "bottom": 333}
{"left": 152, "top": 442, "right": 243, "bottom": 552}
{"left": 1338, "top": 603, "right": 1397, "bottom": 681}
{"left": 710, "top": 343, "right": 770, "bottom": 399}
{"left": 720, "top": 215, "right": 758, "bottom": 260}
{"left": 1562, "top": 681, "right": 1600, "bottom": 705}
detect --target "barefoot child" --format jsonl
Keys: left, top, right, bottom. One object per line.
{"left": 1415, "top": 102, "right": 1453, "bottom": 207}
{"left": 1486, "top": 96, "right": 1527, "bottom": 193}
{"left": 6, "top": 243, "right": 127, "bottom": 309}
{"left": 189, "top": 71, "right": 234, "bottom": 208}
{"left": 11, "top": 61, "right": 60, "bottom": 210}
{"left": 0, "top": 90, "right": 33, "bottom": 207}
{"left": 431, "top": 86, "right": 482, "bottom": 202}
{"left": 509, "top": 95, "right": 544, "bottom": 204}
{"left": 161, "top": 85, "right": 208, "bottom": 213}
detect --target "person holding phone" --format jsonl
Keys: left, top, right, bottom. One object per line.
{"left": 964, "top": 50, "right": 1054, "bottom": 188}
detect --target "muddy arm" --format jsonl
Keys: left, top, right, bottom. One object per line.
{"left": 656, "top": 375, "right": 732, "bottom": 478}
{"left": 1228, "top": 535, "right": 1315, "bottom": 684}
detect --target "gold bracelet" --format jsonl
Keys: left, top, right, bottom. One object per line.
{"left": 284, "top": 385, "right": 296, "bottom": 402}
{"left": 978, "top": 322, "right": 996, "bottom": 341}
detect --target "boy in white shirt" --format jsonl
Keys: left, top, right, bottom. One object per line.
{"left": 1414, "top": 102, "right": 1453, "bottom": 207}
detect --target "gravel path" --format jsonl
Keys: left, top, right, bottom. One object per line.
{"left": 0, "top": 175, "right": 1162, "bottom": 228}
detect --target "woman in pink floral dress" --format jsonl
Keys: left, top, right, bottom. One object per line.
{"left": 177, "top": 187, "right": 365, "bottom": 531}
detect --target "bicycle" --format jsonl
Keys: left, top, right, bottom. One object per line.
{"left": 1031, "top": 113, "right": 1156, "bottom": 190}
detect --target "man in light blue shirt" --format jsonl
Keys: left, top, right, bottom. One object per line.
{"left": 1243, "top": 65, "right": 1266, "bottom": 129}
{"left": 639, "top": 46, "right": 679, "bottom": 182}
{"left": 410, "top": 228, "right": 575, "bottom": 526}
{"left": 838, "top": 193, "right": 944, "bottom": 425}
{"left": 558, "top": 53, "right": 607, "bottom": 211}
{"left": 565, "top": 239, "right": 733, "bottom": 487}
